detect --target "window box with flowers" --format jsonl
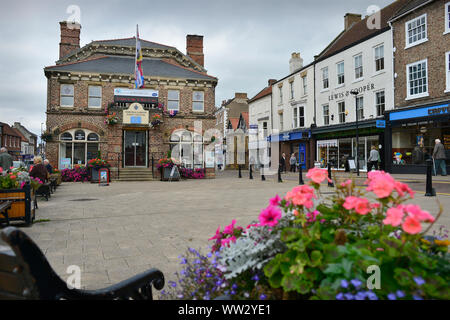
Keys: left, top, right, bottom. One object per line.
{"left": 156, "top": 158, "right": 180, "bottom": 181}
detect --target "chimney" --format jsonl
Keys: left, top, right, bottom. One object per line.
{"left": 344, "top": 13, "right": 362, "bottom": 30}
{"left": 268, "top": 79, "right": 277, "bottom": 86}
{"left": 186, "top": 35, "right": 204, "bottom": 67}
{"left": 59, "top": 21, "right": 81, "bottom": 59}
{"left": 234, "top": 93, "right": 248, "bottom": 101}
{"left": 289, "top": 52, "right": 303, "bottom": 73}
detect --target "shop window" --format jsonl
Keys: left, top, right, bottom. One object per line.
{"left": 405, "top": 14, "right": 427, "bottom": 48}
{"left": 192, "top": 91, "right": 204, "bottom": 112}
{"left": 356, "top": 96, "right": 364, "bottom": 121}
{"left": 338, "top": 101, "right": 346, "bottom": 123}
{"left": 88, "top": 86, "right": 102, "bottom": 108}
{"left": 322, "top": 67, "right": 329, "bottom": 89}
{"left": 375, "top": 91, "right": 385, "bottom": 117}
{"left": 59, "top": 129, "right": 99, "bottom": 168}
{"left": 168, "top": 90, "right": 180, "bottom": 111}
{"left": 60, "top": 84, "right": 74, "bottom": 107}
{"left": 446, "top": 2, "right": 450, "bottom": 34}
{"left": 337, "top": 62, "right": 345, "bottom": 85}
{"left": 323, "top": 105, "right": 329, "bottom": 125}
{"left": 407, "top": 59, "right": 428, "bottom": 99}
{"left": 374, "top": 45, "right": 384, "bottom": 72}
{"left": 354, "top": 54, "right": 363, "bottom": 80}
{"left": 170, "top": 130, "right": 205, "bottom": 169}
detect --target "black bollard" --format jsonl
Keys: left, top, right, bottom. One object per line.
{"left": 261, "top": 166, "right": 266, "bottom": 181}
{"left": 238, "top": 165, "right": 242, "bottom": 178}
{"left": 278, "top": 166, "right": 283, "bottom": 183}
{"left": 299, "top": 164, "right": 304, "bottom": 185}
{"left": 249, "top": 164, "right": 253, "bottom": 180}
{"left": 327, "top": 163, "right": 334, "bottom": 187}
{"left": 425, "top": 159, "right": 436, "bottom": 197}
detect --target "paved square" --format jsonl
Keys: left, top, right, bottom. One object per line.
{"left": 1, "top": 171, "right": 448, "bottom": 291}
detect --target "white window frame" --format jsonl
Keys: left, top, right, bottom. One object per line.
{"left": 279, "top": 86, "right": 283, "bottom": 104}
{"left": 279, "top": 113, "right": 283, "bottom": 131}
{"left": 302, "top": 76, "right": 307, "bottom": 96}
{"left": 445, "top": 2, "right": 450, "bottom": 35}
{"left": 405, "top": 13, "right": 428, "bottom": 49}
{"left": 323, "top": 104, "right": 330, "bottom": 125}
{"left": 292, "top": 106, "right": 305, "bottom": 129}
{"left": 446, "top": 51, "right": 450, "bottom": 92}
{"left": 60, "top": 84, "right": 74, "bottom": 107}
{"left": 292, "top": 107, "right": 298, "bottom": 128}
{"left": 375, "top": 90, "right": 386, "bottom": 117}
{"left": 356, "top": 96, "right": 364, "bottom": 121}
{"left": 337, "top": 61, "right": 345, "bottom": 86}
{"left": 289, "top": 81, "right": 294, "bottom": 100}
{"left": 338, "top": 101, "right": 346, "bottom": 123}
{"left": 354, "top": 54, "right": 363, "bottom": 81}
{"left": 374, "top": 44, "right": 385, "bottom": 73}
{"left": 88, "top": 85, "right": 102, "bottom": 109}
{"left": 322, "top": 67, "right": 329, "bottom": 89}
{"left": 406, "top": 59, "right": 429, "bottom": 100}
{"left": 168, "top": 90, "right": 180, "bottom": 111}
{"left": 192, "top": 91, "right": 204, "bottom": 112}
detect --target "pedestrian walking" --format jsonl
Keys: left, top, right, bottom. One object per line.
{"left": 290, "top": 153, "right": 297, "bottom": 172}
{"left": 367, "top": 146, "right": 380, "bottom": 171}
{"left": 280, "top": 153, "right": 286, "bottom": 173}
{"left": 432, "top": 139, "right": 447, "bottom": 176}
{"left": 0, "top": 147, "right": 13, "bottom": 172}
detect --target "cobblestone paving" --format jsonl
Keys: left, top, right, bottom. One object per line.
{"left": 0, "top": 170, "right": 448, "bottom": 291}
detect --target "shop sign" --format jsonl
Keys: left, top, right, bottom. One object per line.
{"left": 317, "top": 139, "right": 338, "bottom": 147}
{"left": 389, "top": 102, "right": 450, "bottom": 121}
{"left": 60, "top": 158, "right": 71, "bottom": 169}
{"left": 283, "top": 133, "right": 290, "bottom": 141}
{"left": 376, "top": 120, "right": 386, "bottom": 128}
{"left": 328, "top": 83, "right": 375, "bottom": 101}
{"left": 123, "top": 103, "right": 149, "bottom": 125}
{"left": 114, "top": 88, "right": 159, "bottom": 104}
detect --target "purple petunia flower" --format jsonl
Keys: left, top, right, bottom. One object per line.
{"left": 344, "top": 293, "right": 354, "bottom": 300}
{"left": 413, "top": 276, "right": 425, "bottom": 286}
{"left": 336, "top": 293, "right": 344, "bottom": 300}
{"left": 351, "top": 279, "right": 362, "bottom": 288}
{"left": 355, "top": 292, "right": 366, "bottom": 300}
{"left": 232, "top": 283, "right": 238, "bottom": 290}
{"left": 260, "top": 294, "right": 267, "bottom": 300}
{"left": 341, "top": 280, "right": 349, "bottom": 288}
{"left": 413, "top": 295, "right": 423, "bottom": 300}
{"left": 396, "top": 290, "right": 405, "bottom": 298}
{"left": 252, "top": 275, "right": 260, "bottom": 281}
{"left": 387, "top": 293, "right": 397, "bottom": 300}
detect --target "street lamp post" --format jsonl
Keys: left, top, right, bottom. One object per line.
{"left": 350, "top": 89, "right": 360, "bottom": 176}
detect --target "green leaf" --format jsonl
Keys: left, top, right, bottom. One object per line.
{"left": 281, "top": 227, "right": 301, "bottom": 243}
{"left": 268, "top": 270, "right": 283, "bottom": 288}
{"left": 309, "top": 250, "right": 323, "bottom": 267}
{"left": 393, "top": 268, "right": 413, "bottom": 287}
{"left": 324, "top": 263, "right": 343, "bottom": 275}
{"left": 264, "top": 255, "right": 281, "bottom": 277}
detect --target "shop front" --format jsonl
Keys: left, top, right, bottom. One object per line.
{"left": 269, "top": 130, "right": 312, "bottom": 170}
{"left": 384, "top": 101, "right": 450, "bottom": 174}
{"left": 313, "top": 120, "right": 385, "bottom": 171}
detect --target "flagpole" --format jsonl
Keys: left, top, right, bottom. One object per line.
{"left": 135, "top": 24, "right": 138, "bottom": 89}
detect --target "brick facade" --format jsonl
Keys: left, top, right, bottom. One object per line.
{"left": 393, "top": 0, "right": 450, "bottom": 108}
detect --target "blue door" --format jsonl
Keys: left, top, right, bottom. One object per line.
{"left": 298, "top": 143, "right": 306, "bottom": 170}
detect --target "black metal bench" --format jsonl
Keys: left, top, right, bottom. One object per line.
{"left": 0, "top": 227, "right": 165, "bottom": 299}
{"left": 35, "top": 183, "right": 51, "bottom": 201}
{"left": 0, "top": 201, "right": 12, "bottom": 226}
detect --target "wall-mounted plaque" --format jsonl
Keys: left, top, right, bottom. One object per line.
{"left": 123, "top": 103, "right": 149, "bottom": 125}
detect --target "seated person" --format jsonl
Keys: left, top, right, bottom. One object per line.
{"left": 30, "top": 156, "right": 49, "bottom": 183}
{"left": 44, "top": 159, "right": 53, "bottom": 174}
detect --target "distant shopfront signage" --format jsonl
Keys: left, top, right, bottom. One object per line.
{"left": 389, "top": 102, "right": 450, "bottom": 121}
{"left": 60, "top": 158, "right": 71, "bottom": 169}
{"left": 123, "top": 103, "right": 149, "bottom": 125}
{"left": 317, "top": 139, "right": 338, "bottom": 147}
{"left": 376, "top": 120, "right": 386, "bottom": 128}
{"left": 114, "top": 88, "right": 159, "bottom": 104}
{"left": 328, "top": 83, "right": 375, "bottom": 102}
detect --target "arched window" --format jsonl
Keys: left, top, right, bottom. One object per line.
{"left": 169, "top": 130, "right": 206, "bottom": 169}
{"left": 60, "top": 132, "right": 73, "bottom": 141}
{"left": 59, "top": 129, "right": 99, "bottom": 168}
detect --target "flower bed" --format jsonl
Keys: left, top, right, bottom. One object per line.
{"left": 61, "top": 166, "right": 90, "bottom": 182}
{"left": 157, "top": 158, "right": 177, "bottom": 169}
{"left": 179, "top": 168, "right": 205, "bottom": 179}
{"left": 160, "top": 168, "right": 449, "bottom": 300}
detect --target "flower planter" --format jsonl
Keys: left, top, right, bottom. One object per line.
{"left": 50, "top": 173, "right": 62, "bottom": 185}
{"left": 90, "top": 166, "right": 110, "bottom": 183}
{"left": 0, "top": 184, "right": 35, "bottom": 226}
{"left": 160, "top": 167, "right": 180, "bottom": 181}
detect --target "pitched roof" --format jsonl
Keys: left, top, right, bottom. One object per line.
{"left": 92, "top": 37, "right": 175, "bottom": 50}
{"left": 241, "top": 112, "right": 249, "bottom": 127}
{"left": 45, "top": 55, "right": 216, "bottom": 81}
{"left": 228, "top": 118, "right": 239, "bottom": 130}
{"left": 249, "top": 86, "right": 272, "bottom": 103}
{"left": 390, "top": 0, "right": 433, "bottom": 21}
{"left": 317, "top": 0, "right": 410, "bottom": 61}
{"left": 11, "top": 128, "right": 28, "bottom": 143}
{"left": 0, "top": 123, "right": 21, "bottom": 138}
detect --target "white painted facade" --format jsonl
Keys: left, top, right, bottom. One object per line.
{"left": 314, "top": 30, "right": 394, "bottom": 127}
{"left": 249, "top": 94, "right": 271, "bottom": 140}
{"left": 271, "top": 63, "right": 315, "bottom": 133}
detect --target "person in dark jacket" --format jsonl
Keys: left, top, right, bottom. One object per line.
{"left": 280, "top": 153, "right": 286, "bottom": 173}
{"left": 433, "top": 139, "right": 447, "bottom": 176}
{"left": 44, "top": 159, "right": 53, "bottom": 174}
{"left": 0, "top": 147, "right": 13, "bottom": 172}
{"left": 30, "top": 156, "right": 49, "bottom": 183}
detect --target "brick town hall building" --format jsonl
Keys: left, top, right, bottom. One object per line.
{"left": 44, "top": 21, "right": 218, "bottom": 180}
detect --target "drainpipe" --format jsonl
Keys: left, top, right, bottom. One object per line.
{"left": 387, "top": 20, "right": 395, "bottom": 173}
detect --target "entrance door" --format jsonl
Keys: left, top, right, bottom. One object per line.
{"left": 124, "top": 131, "right": 147, "bottom": 167}
{"left": 298, "top": 143, "right": 306, "bottom": 170}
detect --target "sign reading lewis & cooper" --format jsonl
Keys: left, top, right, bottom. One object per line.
{"left": 114, "top": 88, "right": 159, "bottom": 104}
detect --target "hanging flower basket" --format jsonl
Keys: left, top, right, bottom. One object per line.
{"left": 41, "top": 131, "right": 53, "bottom": 142}
{"left": 150, "top": 114, "right": 162, "bottom": 128}
{"left": 105, "top": 113, "right": 119, "bottom": 125}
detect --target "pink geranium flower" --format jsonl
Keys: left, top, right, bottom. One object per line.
{"left": 340, "top": 179, "right": 352, "bottom": 188}
{"left": 258, "top": 205, "right": 282, "bottom": 227}
{"left": 269, "top": 195, "right": 281, "bottom": 206}
{"left": 404, "top": 205, "right": 435, "bottom": 223}
{"left": 365, "top": 171, "right": 396, "bottom": 198}
{"left": 285, "top": 185, "right": 316, "bottom": 209}
{"left": 383, "top": 206, "right": 405, "bottom": 227}
{"left": 343, "top": 196, "right": 371, "bottom": 215}
{"left": 208, "top": 227, "right": 222, "bottom": 241}
{"left": 394, "top": 181, "right": 415, "bottom": 199}
{"left": 402, "top": 216, "right": 422, "bottom": 234}
{"left": 306, "top": 168, "right": 331, "bottom": 184}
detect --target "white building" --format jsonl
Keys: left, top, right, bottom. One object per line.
{"left": 270, "top": 53, "right": 315, "bottom": 170}
{"left": 312, "top": 2, "right": 407, "bottom": 171}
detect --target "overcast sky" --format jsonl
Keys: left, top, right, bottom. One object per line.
{"left": 0, "top": 0, "right": 393, "bottom": 136}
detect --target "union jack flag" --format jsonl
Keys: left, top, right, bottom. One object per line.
{"left": 135, "top": 25, "right": 144, "bottom": 88}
